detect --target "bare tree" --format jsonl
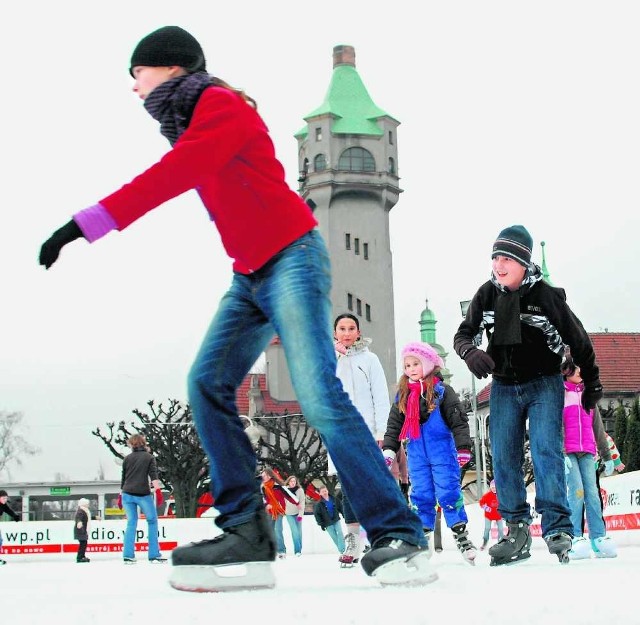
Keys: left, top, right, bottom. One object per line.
{"left": 92, "top": 399, "right": 209, "bottom": 517}
{"left": 254, "top": 412, "right": 334, "bottom": 490}
{"left": 0, "top": 411, "right": 40, "bottom": 478}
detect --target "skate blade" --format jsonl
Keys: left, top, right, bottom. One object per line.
{"left": 373, "top": 551, "right": 438, "bottom": 587}
{"left": 489, "top": 551, "right": 531, "bottom": 567}
{"left": 593, "top": 552, "right": 617, "bottom": 559}
{"left": 169, "top": 562, "right": 275, "bottom": 593}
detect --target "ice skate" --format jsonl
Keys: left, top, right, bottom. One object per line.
{"left": 480, "top": 538, "right": 489, "bottom": 551}
{"left": 169, "top": 509, "right": 277, "bottom": 592}
{"left": 360, "top": 538, "right": 438, "bottom": 586}
{"left": 0, "top": 559, "right": 6, "bottom": 565}
{"left": 544, "top": 532, "right": 572, "bottom": 564}
{"left": 452, "top": 523, "right": 477, "bottom": 565}
{"left": 76, "top": 557, "right": 91, "bottom": 563}
{"left": 423, "top": 528, "right": 434, "bottom": 560}
{"left": 568, "top": 536, "right": 591, "bottom": 561}
{"left": 339, "top": 531, "right": 361, "bottom": 568}
{"left": 591, "top": 536, "right": 617, "bottom": 559}
{"left": 149, "top": 557, "right": 167, "bottom": 563}
{"left": 123, "top": 557, "right": 137, "bottom": 565}
{"left": 489, "top": 520, "right": 532, "bottom": 566}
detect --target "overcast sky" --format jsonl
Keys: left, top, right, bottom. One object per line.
{"left": 2, "top": 1, "right": 639, "bottom": 482}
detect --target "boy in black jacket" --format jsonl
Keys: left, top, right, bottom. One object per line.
{"left": 453, "top": 225, "right": 602, "bottom": 566}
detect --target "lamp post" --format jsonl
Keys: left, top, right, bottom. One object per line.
{"left": 460, "top": 300, "right": 483, "bottom": 500}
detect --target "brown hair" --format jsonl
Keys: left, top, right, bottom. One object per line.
{"left": 128, "top": 434, "right": 147, "bottom": 449}
{"left": 211, "top": 76, "right": 257, "bottom": 109}
{"left": 396, "top": 374, "right": 438, "bottom": 415}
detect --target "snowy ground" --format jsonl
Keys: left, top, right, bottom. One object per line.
{"left": 4, "top": 542, "right": 638, "bottom": 625}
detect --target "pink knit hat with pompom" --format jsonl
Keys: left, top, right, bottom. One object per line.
{"left": 401, "top": 342, "right": 444, "bottom": 378}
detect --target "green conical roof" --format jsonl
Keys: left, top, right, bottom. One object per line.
{"left": 295, "top": 46, "right": 394, "bottom": 138}
{"left": 540, "top": 241, "right": 554, "bottom": 286}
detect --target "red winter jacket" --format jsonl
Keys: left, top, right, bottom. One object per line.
{"left": 100, "top": 86, "right": 317, "bottom": 274}
{"left": 478, "top": 490, "right": 502, "bottom": 521}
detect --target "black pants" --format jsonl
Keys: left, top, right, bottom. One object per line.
{"left": 77, "top": 540, "right": 87, "bottom": 560}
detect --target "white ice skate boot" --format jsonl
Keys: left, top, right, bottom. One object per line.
{"left": 339, "top": 531, "right": 361, "bottom": 567}
{"left": 452, "top": 523, "right": 477, "bottom": 565}
{"left": 591, "top": 536, "right": 617, "bottom": 559}
{"left": 568, "top": 536, "right": 591, "bottom": 560}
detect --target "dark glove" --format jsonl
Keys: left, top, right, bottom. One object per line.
{"left": 39, "top": 219, "right": 84, "bottom": 269}
{"left": 581, "top": 383, "right": 603, "bottom": 411}
{"left": 462, "top": 347, "right": 495, "bottom": 379}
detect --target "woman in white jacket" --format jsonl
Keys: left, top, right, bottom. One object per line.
{"left": 331, "top": 313, "right": 402, "bottom": 566}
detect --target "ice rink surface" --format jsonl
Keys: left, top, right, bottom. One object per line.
{"left": 4, "top": 544, "right": 638, "bottom": 625}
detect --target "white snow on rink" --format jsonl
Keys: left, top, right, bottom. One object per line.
{"left": 3, "top": 545, "right": 639, "bottom": 625}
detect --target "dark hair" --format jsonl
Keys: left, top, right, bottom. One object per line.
{"left": 561, "top": 356, "right": 577, "bottom": 379}
{"left": 333, "top": 313, "right": 359, "bottom": 331}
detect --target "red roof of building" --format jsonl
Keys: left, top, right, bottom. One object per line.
{"left": 235, "top": 373, "right": 301, "bottom": 416}
{"left": 476, "top": 332, "right": 640, "bottom": 405}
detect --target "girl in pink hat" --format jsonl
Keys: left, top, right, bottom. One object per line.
{"left": 381, "top": 341, "right": 477, "bottom": 564}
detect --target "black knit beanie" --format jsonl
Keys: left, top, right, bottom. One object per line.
{"left": 129, "top": 26, "right": 206, "bottom": 77}
{"left": 491, "top": 225, "right": 533, "bottom": 267}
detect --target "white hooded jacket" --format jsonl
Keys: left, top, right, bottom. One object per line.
{"left": 327, "top": 337, "right": 390, "bottom": 475}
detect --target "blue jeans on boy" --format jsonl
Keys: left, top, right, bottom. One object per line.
{"left": 273, "top": 516, "right": 286, "bottom": 554}
{"left": 325, "top": 521, "right": 346, "bottom": 553}
{"left": 187, "top": 230, "right": 425, "bottom": 548}
{"left": 122, "top": 492, "right": 162, "bottom": 560}
{"left": 490, "top": 375, "right": 573, "bottom": 539}
{"left": 566, "top": 452, "right": 606, "bottom": 539}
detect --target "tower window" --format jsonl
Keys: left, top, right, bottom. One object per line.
{"left": 347, "top": 293, "right": 353, "bottom": 311}
{"left": 314, "top": 153, "right": 327, "bottom": 172}
{"left": 345, "top": 233, "right": 351, "bottom": 250}
{"left": 388, "top": 131, "right": 394, "bottom": 145}
{"left": 363, "top": 242, "right": 369, "bottom": 260}
{"left": 356, "top": 299, "right": 362, "bottom": 316}
{"left": 315, "top": 127, "right": 322, "bottom": 141}
{"left": 354, "top": 238, "right": 360, "bottom": 255}
{"left": 365, "top": 304, "right": 371, "bottom": 321}
{"left": 388, "top": 157, "right": 396, "bottom": 174}
{"left": 338, "top": 147, "right": 375, "bottom": 172}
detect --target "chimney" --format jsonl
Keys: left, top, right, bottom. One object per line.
{"left": 333, "top": 45, "right": 355, "bottom": 68}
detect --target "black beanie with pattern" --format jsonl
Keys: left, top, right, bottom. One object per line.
{"left": 129, "top": 26, "right": 206, "bottom": 77}
{"left": 491, "top": 225, "right": 533, "bottom": 267}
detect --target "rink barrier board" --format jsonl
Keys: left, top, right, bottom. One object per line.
{"left": 2, "top": 470, "right": 639, "bottom": 557}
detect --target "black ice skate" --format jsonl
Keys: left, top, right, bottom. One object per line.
{"left": 544, "top": 532, "right": 572, "bottom": 564}
{"left": 452, "top": 523, "right": 477, "bottom": 565}
{"left": 489, "top": 520, "right": 532, "bottom": 567}
{"left": 360, "top": 538, "right": 438, "bottom": 586}
{"left": 169, "top": 509, "right": 277, "bottom": 592}
{"left": 339, "top": 531, "right": 361, "bottom": 568}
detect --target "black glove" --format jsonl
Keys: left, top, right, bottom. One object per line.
{"left": 39, "top": 220, "right": 84, "bottom": 269}
{"left": 581, "top": 383, "right": 603, "bottom": 411}
{"left": 462, "top": 347, "right": 495, "bottom": 379}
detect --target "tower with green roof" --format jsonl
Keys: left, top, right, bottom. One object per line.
{"left": 295, "top": 45, "right": 401, "bottom": 393}
{"left": 419, "top": 298, "right": 452, "bottom": 385}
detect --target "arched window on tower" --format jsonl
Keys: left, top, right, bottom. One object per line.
{"left": 314, "top": 153, "right": 327, "bottom": 172}
{"left": 388, "top": 157, "right": 396, "bottom": 174}
{"left": 338, "top": 147, "right": 375, "bottom": 172}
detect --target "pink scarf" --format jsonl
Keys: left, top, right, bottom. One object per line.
{"left": 399, "top": 379, "right": 424, "bottom": 440}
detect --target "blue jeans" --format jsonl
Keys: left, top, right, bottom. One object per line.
{"left": 187, "top": 230, "right": 425, "bottom": 548}
{"left": 122, "top": 492, "right": 162, "bottom": 560}
{"left": 490, "top": 376, "right": 572, "bottom": 538}
{"left": 483, "top": 518, "right": 505, "bottom": 543}
{"left": 325, "top": 522, "right": 346, "bottom": 553}
{"left": 275, "top": 514, "right": 303, "bottom": 554}
{"left": 566, "top": 452, "right": 606, "bottom": 539}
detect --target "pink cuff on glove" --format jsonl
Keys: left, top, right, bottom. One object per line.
{"left": 73, "top": 203, "right": 117, "bottom": 243}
